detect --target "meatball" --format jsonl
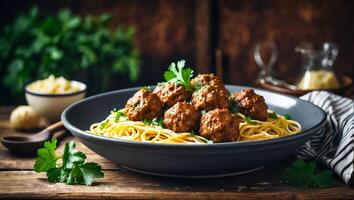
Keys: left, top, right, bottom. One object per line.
{"left": 191, "top": 74, "right": 228, "bottom": 93}
{"left": 153, "top": 83, "right": 191, "bottom": 107}
{"left": 124, "top": 89, "right": 163, "bottom": 121}
{"left": 233, "top": 89, "right": 268, "bottom": 121}
{"left": 164, "top": 102, "right": 200, "bottom": 133}
{"left": 191, "top": 85, "right": 229, "bottom": 111}
{"left": 199, "top": 109, "right": 239, "bottom": 143}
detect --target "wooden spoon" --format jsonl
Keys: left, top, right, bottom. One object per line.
{"left": 1, "top": 121, "right": 68, "bottom": 155}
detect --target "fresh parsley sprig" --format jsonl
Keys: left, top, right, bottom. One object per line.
{"left": 143, "top": 118, "right": 164, "bottom": 128}
{"left": 244, "top": 116, "right": 256, "bottom": 125}
{"left": 194, "top": 82, "right": 204, "bottom": 91}
{"left": 114, "top": 110, "right": 126, "bottom": 122}
{"left": 284, "top": 113, "right": 291, "bottom": 120}
{"left": 269, "top": 111, "right": 278, "bottom": 119}
{"left": 34, "top": 139, "right": 104, "bottom": 186}
{"left": 99, "top": 120, "right": 108, "bottom": 129}
{"left": 163, "top": 60, "right": 194, "bottom": 91}
{"left": 229, "top": 97, "right": 239, "bottom": 114}
{"left": 282, "top": 159, "right": 334, "bottom": 188}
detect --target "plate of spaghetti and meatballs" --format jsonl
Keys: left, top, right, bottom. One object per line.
{"left": 62, "top": 60, "right": 327, "bottom": 177}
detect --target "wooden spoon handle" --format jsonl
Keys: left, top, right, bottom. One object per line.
{"left": 46, "top": 121, "right": 66, "bottom": 133}
{"left": 54, "top": 129, "right": 70, "bottom": 143}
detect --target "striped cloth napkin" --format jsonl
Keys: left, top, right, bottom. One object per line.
{"left": 298, "top": 91, "right": 353, "bottom": 184}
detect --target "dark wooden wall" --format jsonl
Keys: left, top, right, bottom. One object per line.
{"left": 75, "top": 0, "right": 199, "bottom": 87}
{"left": 1, "top": 0, "right": 353, "bottom": 88}
{"left": 218, "top": 0, "right": 354, "bottom": 85}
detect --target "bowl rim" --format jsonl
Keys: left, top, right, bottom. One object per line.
{"left": 61, "top": 85, "right": 327, "bottom": 149}
{"left": 25, "top": 80, "right": 87, "bottom": 97}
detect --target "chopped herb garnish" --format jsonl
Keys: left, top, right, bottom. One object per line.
{"left": 141, "top": 86, "right": 151, "bottom": 92}
{"left": 143, "top": 118, "right": 164, "bottom": 128}
{"left": 244, "top": 116, "right": 256, "bottom": 125}
{"left": 34, "top": 139, "right": 103, "bottom": 186}
{"left": 284, "top": 113, "right": 291, "bottom": 120}
{"left": 152, "top": 118, "right": 164, "bottom": 127}
{"left": 99, "top": 120, "right": 108, "bottom": 129}
{"left": 229, "top": 97, "right": 239, "bottom": 113}
{"left": 163, "top": 60, "right": 194, "bottom": 91}
{"left": 142, "top": 119, "right": 151, "bottom": 126}
{"left": 282, "top": 159, "right": 334, "bottom": 188}
{"left": 201, "top": 110, "right": 207, "bottom": 115}
{"left": 190, "top": 130, "right": 195, "bottom": 135}
{"left": 115, "top": 111, "right": 126, "bottom": 122}
{"left": 134, "top": 99, "right": 144, "bottom": 110}
{"left": 269, "top": 111, "right": 278, "bottom": 119}
{"left": 194, "top": 82, "right": 204, "bottom": 91}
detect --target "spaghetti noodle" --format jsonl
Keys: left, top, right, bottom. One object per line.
{"left": 89, "top": 111, "right": 211, "bottom": 144}
{"left": 237, "top": 111, "right": 301, "bottom": 141}
{"left": 88, "top": 109, "right": 301, "bottom": 144}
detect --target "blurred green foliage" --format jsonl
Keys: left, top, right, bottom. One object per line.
{"left": 0, "top": 7, "right": 140, "bottom": 104}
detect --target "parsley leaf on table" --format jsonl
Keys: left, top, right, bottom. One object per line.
{"left": 79, "top": 162, "right": 104, "bottom": 185}
{"left": 34, "top": 139, "right": 59, "bottom": 172}
{"left": 282, "top": 159, "right": 334, "bottom": 188}
{"left": 62, "top": 141, "right": 86, "bottom": 169}
{"left": 34, "top": 139, "right": 104, "bottom": 186}
{"left": 163, "top": 60, "right": 194, "bottom": 92}
{"left": 46, "top": 167, "right": 64, "bottom": 183}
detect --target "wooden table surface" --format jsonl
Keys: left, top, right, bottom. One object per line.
{"left": 0, "top": 106, "right": 353, "bottom": 199}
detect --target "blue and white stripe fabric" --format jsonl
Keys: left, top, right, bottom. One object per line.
{"left": 299, "top": 91, "right": 353, "bottom": 184}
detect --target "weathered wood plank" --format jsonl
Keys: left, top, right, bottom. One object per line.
{"left": 0, "top": 135, "right": 118, "bottom": 170}
{"left": 195, "top": 0, "right": 213, "bottom": 74}
{"left": 0, "top": 107, "right": 117, "bottom": 170}
{"left": 0, "top": 171, "right": 353, "bottom": 199}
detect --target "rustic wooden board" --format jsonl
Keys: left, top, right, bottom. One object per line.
{"left": 1, "top": 171, "right": 354, "bottom": 200}
{"left": 0, "top": 138, "right": 118, "bottom": 170}
{"left": 0, "top": 106, "right": 353, "bottom": 199}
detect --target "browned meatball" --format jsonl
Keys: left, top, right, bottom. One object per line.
{"left": 153, "top": 83, "right": 191, "bottom": 107}
{"left": 124, "top": 89, "right": 163, "bottom": 121}
{"left": 191, "top": 74, "right": 228, "bottom": 92}
{"left": 233, "top": 89, "right": 268, "bottom": 121}
{"left": 192, "top": 85, "right": 229, "bottom": 111}
{"left": 199, "top": 109, "right": 239, "bottom": 143}
{"left": 164, "top": 102, "right": 200, "bottom": 133}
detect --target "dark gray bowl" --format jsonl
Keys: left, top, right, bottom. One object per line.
{"left": 61, "top": 85, "right": 326, "bottom": 177}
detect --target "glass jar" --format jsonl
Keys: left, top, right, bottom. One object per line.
{"left": 295, "top": 43, "right": 340, "bottom": 90}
